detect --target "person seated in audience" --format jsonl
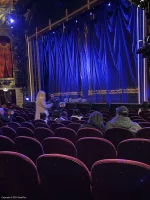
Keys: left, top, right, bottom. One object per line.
{"left": 58, "top": 111, "right": 68, "bottom": 122}
{"left": 51, "top": 110, "right": 60, "bottom": 121}
{"left": 138, "top": 101, "right": 150, "bottom": 114}
{"left": 0, "top": 108, "right": 14, "bottom": 123}
{"left": 80, "top": 111, "right": 105, "bottom": 134}
{"left": 105, "top": 106, "right": 141, "bottom": 134}
{"left": 71, "top": 109, "right": 83, "bottom": 120}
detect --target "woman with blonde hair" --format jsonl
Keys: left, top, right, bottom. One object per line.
{"left": 35, "top": 91, "right": 53, "bottom": 121}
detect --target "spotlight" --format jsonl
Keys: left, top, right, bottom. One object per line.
{"left": 11, "top": 26, "right": 13, "bottom": 29}
{"left": 108, "top": 3, "right": 111, "bottom": 6}
{"left": 90, "top": 12, "right": 92, "bottom": 16}
{"left": 76, "top": 20, "right": 78, "bottom": 23}
{"left": 26, "top": 97, "right": 29, "bottom": 101}
{"left": 10, "top": 19, "right": 14, "bottom": 23}
{"left": 3, "top": 88, "right": 8, "bottom": 92}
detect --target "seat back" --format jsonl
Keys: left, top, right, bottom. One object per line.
{"left": 21, "top": 122, "right": 35, "bottom": 131}
{"left": 0, "top": 152, "right": 40, "bottom": 198}
{"left": 20, "top": 113, "right": 29, "bottom": 121}
{"left": 70, "top": 117, "right": 79, "bottom": 122}
{"left": 77, "top": 138, "right": 117, "bottom": 170}
{"left": 0, "top": 136, "right": 15, "bottom": 151}
{"left": 16, "top": 116, "right": 26, "bottom": 123}
{"left": 77, "top": 128, "right": 103, "bottom": 139}
{"left": 34, "top": 123, "right": 50, "bottom": 129}
{"left": 16, "top": 127, "right": 34, "bottom": 138}
{"left": 34, "top": 119, "right": 46, "bottom": 124}
{"left": 15, "top": 136, "right": 44, "bottom": 163}
{"left": 34, "top": 127, "right": 54, "bottom": 142}
{"left": 67, "top": 123, "right": 81, "bottom": 132}
{"left": 37, "top": 154, "right": 91, "bottom": 200}
{"left": 118, "top": 139, "right": 150, "bottom": 165}
{"left": 1, "top": 127, "right": 16, "bottom": 141}
{"left": 43, "top": 137, "right": 77, "bottom": 157}
{"left": 8, "top": 122, "right": 21, "bottom": 131}
{"left": 60, "top": 120, "right": 73, "bottom": 126}
{"left": 138, "top": 122, "right": 150, "bottom": 128}
{"left": 76, "top": 120, "right": 86, "bottom": 124}
{"left": 50, "top": 123, "right": 65, "bottom": 132}
{"left": 132, "top": 119, "right": 146, "bottom": 123}
{"left": 105, "top": 128, "right": 134, "bottom": 147}
{"left": 136, "top": 128, "right": 150, "bottom": 139}
{"left": 55, "top": 127, "right": 77, "bottom": 144}
{"left": 91, "top": 159, "right": 150, "bottom": 200}
{"left": 47, "top": 120, "right": 57, "bottom": 126}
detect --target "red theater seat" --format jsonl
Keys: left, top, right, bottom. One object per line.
{"left": 43, "top": 137, "right": 77, "bottom": 157}
{"left": 77, "top": 137, "right": 117, "bottom": 170}
{"left": 91, "top": 159, "right": 150, "bottom": 200}
{"left": 37, "top": 154, "right": 91, "bottom": 200}
{"left": 0, "top": 152, "right": 40, "bottom": 199}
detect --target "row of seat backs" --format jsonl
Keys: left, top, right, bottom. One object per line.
{"left": 0, "top": 152, "right": 150, "bottom": 200}
{"left": 1, "top": 135, "right": 150, "bottom": 170}
{"left": 3, "top": 125, "right": 150, "bottom": 147}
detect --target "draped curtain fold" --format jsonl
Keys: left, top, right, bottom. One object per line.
{"left": 30, "top": 0, "right": 144, "bottom": 103}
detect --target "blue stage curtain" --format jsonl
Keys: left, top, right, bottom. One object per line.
{"left": 31, "top": 0, "right": 143, "bottom": 103}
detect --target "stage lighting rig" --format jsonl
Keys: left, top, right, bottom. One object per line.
{"left": 131, "top": 0, "right": 149, "bottom": 11}
{"left": 131, "top": 0, "right": 150, "bottom": 58}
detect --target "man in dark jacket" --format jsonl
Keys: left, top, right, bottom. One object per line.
{"left": 47, "top": 94, "right": 60, "bottom": 110}
{"left": 106, "top": 106, "right": 141, "bottom": 134}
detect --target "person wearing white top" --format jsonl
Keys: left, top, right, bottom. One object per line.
{"left": 71, "top": 109, "right": 83, "bottom": 120}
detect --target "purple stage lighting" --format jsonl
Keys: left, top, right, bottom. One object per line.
{"left": 76, "top": 20, "right": 78, "bottom": 23}
{"left": 90, "top": 12, "right": 93, "bottom": 16}
{"left": 108, "top": 3, "right": 111, "bottom": 6}
{"left": 26, "top": 97, "right": 29, "bottom": 101}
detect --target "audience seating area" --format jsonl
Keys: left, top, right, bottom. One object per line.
{"left": 1, "top": 105, "right": 150, "bottom": 199}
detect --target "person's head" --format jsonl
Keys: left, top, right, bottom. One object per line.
{"left": 50, "top": 94, "right": 55, "bottom": 100}
{"left": 52, "top": 110, "right": 60, "bottom": 118}
{"left": 116, "top": 106, "right": 129, "bottom": 117}
{"left": 59, "top": 102, "right": 66, "bottom": 108}
{"left": 88, "top": 111, "right": 103, "bottom": 128}
{"left": 7, "top": 109, "right": 14, "bottom": 115}
{"left": 142, "top": 101, "right": 149, "bottom": 109}
{"left": 61, "top": 111, "right": 68, "bottom": 119}
{"left": 73, "top": 109, "right": 81, "bottom": 116}
{"left": 36, "top": 91, "right": 46, "bottom": 102}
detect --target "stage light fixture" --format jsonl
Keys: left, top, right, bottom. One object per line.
{"left": 76, "top": 20, "right": 78, "bottom": 23}
{"left": 10, "top": 18, "right": 14, "bottom": 23}
{"left": 3, "top": 88, "right": 8, "bottom": 92}
{"left": 26, "top": 97, "right": 29, "bottom": 101}
{"left": 90, "top": 12, "right": 93, "bottom": 16}
{"left": 108, "top": 3, "right": 111, "bottom": 6}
